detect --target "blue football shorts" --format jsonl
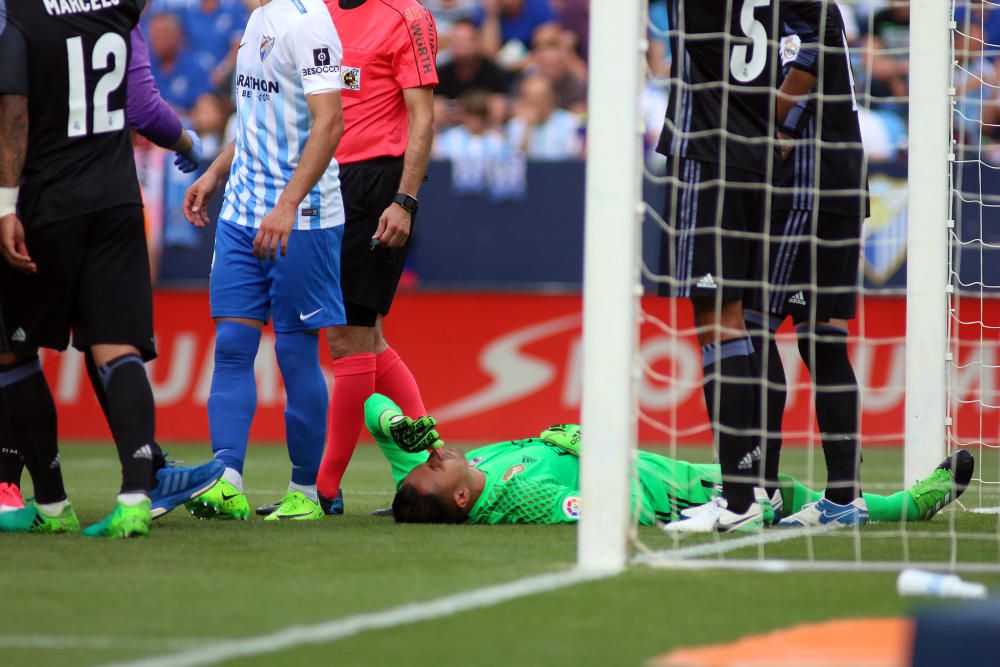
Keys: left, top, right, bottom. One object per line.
{"left": 210, "top": 219, "right": 346, "bottom": 332}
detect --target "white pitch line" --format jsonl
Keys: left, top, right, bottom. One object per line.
{"left": 0, "top": 636, "right": 204, "bottom": 651}
{"left": 969, "top": 506, "right": 1000, "bottom": 514}
{"left": 632, "top": 524, "right": 843, "bottom": 566}
{"left": 100, "top": 568, "right": 611, "bottom": 667}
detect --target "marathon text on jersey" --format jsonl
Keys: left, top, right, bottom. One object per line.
{"left": 236, "top": 74, "right": 280, "bottom": 93}
{"left": 44, "top": 0, "right": 121, "bottom": 16}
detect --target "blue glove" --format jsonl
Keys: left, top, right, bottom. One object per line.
{"left": 173, "top": 130, "right": 203, "bottom": 174}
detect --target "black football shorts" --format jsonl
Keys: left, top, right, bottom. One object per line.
{"left": 749, "top": 209, "right": 861, "bottom": 323}
{"left": 338, "top": 156, "right": 415, "bottom": 327}
{"left": 658, "top": 158, "right": 766, "bottom": 304}
{"left": 0, "top": 204, "right": 155, "bottom": 360}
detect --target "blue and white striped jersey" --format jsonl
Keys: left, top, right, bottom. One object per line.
{"left": 220, "top": 0, "right": 344, "bottom": 230}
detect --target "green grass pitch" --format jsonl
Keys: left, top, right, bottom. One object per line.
{"left": 4, "top": 442, "right": 1000, "bottom": 667}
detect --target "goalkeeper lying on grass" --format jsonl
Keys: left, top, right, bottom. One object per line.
{"left": 363, "top": 394, "right": 974, "bottom": 528}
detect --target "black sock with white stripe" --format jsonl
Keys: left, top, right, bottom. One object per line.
{"left": 745, "top": 310, "right": 787, "bottom": 493}
{"left": 85, "top": 350, "right": 166, "bottom": 487}
{"left": 796, "top": 324, "right": 861, "bottom": 505}
{"left": 0, "top": 357, "right": 66, "bottom": 503}
{"left": 98, "top": 354, "right": 155, "bottom": 496}
{"left": 701, "top": 337, "right": 759, "bottom": 514}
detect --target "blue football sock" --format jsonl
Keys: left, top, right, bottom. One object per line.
{"left": 275, "top": 331, "right": 328, "bottom": 487}
{"left": 208, "top": 321, "right": 262, "bottom": 474}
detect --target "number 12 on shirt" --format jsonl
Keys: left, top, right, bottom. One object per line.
{"left": 65, "top": 33, "right": 127, "bottom": 138}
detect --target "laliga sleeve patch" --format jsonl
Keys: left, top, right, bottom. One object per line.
{"left": 562, "top": 496, "right": 581, "bottom": 519}
{"left": 313, "top": 48, "right": 331, "bottom": 67}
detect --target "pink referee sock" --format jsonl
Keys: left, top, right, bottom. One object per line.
{"left": 317, "top": 352, "right": 376, "bottom": 498}
{"left": 375, "top": 348, "right": 427, "bottom": 417}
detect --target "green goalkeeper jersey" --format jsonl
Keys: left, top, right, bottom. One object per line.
{"left": 377, "top": 436, "right": 723, "bottom": 525}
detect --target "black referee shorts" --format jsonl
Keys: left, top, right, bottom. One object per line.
{"left": 338, "top": 156, "right": 414, "bottom": 327}
{"left": 0, "top": 205, "right": 156, "bottom": 360}
{"left": 747, "top": 209, "right": 862, "bottom": 324}
{"left": 658, "top": 158, "right": 766, "bottom": 304}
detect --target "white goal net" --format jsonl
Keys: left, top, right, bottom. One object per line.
{"left": 579, "top": 0, "right": 1000, "bottom": 574}
{"left": 949, "top": 2, "right": 1000, "bottom": 515}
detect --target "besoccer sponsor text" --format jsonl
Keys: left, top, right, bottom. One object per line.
{"left": 302, "top": 65, "right": 341, "bottom": 77}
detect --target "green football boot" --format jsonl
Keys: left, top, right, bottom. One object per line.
{"left": 263, "top": 490, "right": 324, "bottom": 521}
{"left": 184, "top": 478, "right": 249, "bottom": 520}
{"left": 363, "top": 393, "right": 442, "bottom": 453}
{"left": 0, "top": 500, "right": 81, "bottom": 534}
{"left": 82, "top": 500, "right": 151, "bottom": 538}
{"left": 908, "top": 450, "right": 975, "bottom": 520}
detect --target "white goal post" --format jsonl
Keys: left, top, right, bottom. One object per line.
{"left": 578, "top": 0, "right": 646, "bottom": 573}
{"left": 903, "top": 0, "right": 951, "bottom": 488}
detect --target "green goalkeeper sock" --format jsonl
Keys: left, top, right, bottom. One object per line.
{"left": 861, "top": 491, "right": 919, "bottom": 522}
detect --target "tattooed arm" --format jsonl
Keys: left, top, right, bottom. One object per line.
{"left": 0, "top": 94, "right": 33, "bottom": 273}
{"left": 0, "top": 15, "right": 34, "bottom": 272}
{"left": 0, "top": 94, "right": 27, "bottom": 188}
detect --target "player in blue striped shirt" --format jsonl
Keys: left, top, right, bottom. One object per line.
{"left": 183, "top": 0, "right": 346, "bottom": 521}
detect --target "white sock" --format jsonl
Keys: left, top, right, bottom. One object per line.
{"left": 37, "top": 499, "right": 69, "bottom": 516}
{"left": 117, "top": 492, "right": 150, "bottom": 506}
{"left": 222, "top": 467, "right": 244, "bottom": 492}
{"left": 288, "top": 481, "right": 318, "bottom": 503}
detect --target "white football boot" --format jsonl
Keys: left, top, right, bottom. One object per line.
{"left": 663, "top": 496, "right": 764, "bottom": 533}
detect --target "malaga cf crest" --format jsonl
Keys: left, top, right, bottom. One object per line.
{"left": 260, "top": 35, "right": 276, "bottom": 61}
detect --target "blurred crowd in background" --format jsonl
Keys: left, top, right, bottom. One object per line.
{"left": 140, "top": 0, "right": 1000, "bottom": 172}
{"left": 137, "top": 1, "right": 999, "bottom": 279}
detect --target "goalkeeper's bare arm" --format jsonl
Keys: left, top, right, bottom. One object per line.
{"left": 363, "top": 395, "right": 974, "bottom": 526}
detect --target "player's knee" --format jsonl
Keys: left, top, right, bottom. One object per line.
{"left": 274, "top": 331, "right": 317, "bottom": 366}
{"left": 325, "top": 325, "right": 374, "bottom": 359}
{"left": 744, "top": 309, "right": 782, "bottom": 336}
{"left": 214, "top": 321, "right": 262, "bottom": 368}
{"left": 693, "top": 300, "right": 748, "bottom": 346}
{"left": 374, "top": 316, "right": 390, "bottom": 354}
{"left": 90, "top": 344, "right": 141, "bottom": 368}
{"left": 94, "top": 353, "right": 146, "bottom": 390}
{"left": 0, "top": 351, "right": 35, "bottom": 368}
{"left": 795, "top": 323, "right": 850, "bottom": 375}
{"left": 0, "top": 354, "right": 42, "bottom": 387}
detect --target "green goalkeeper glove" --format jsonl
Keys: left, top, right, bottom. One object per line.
{"left": 389, "top": 415, "right": 442, "bottom": 453}
{"left": 539, "top": 424, "right": 581, "bottom": 456}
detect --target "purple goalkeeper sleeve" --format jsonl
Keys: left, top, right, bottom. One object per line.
{"left": 127, "top": 27, "right": 184, "bottom": 149}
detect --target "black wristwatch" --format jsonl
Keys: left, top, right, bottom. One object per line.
{"left": 392, "top": 192, "right": 419, "bottom": 215}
